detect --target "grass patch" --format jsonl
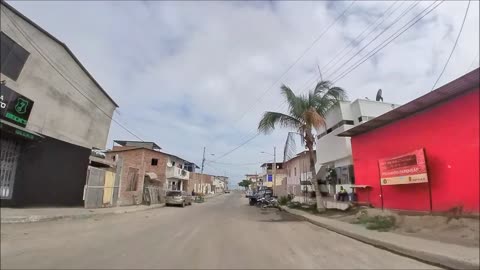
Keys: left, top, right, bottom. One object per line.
{"left": 287, "top": 201, "right": 319, "bottom": 214}
{"left": 352, "top": 211, "right": 396, "bottom": 231}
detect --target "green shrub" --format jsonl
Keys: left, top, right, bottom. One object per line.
{"left": 279, "top": 195, "right": 294, "bottom": 205}
{"left": 352, "top": 213, "right": 396, "bottom": 231}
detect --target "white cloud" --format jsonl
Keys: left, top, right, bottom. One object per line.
{"left": 8, "top": 0, "right": 479, "bottom": 185}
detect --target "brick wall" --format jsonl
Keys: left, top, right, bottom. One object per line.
{"left": 105, "top": 149, "right": 168, "bottom": 206}
{"left": 188, "top": 172, "right": 214, "bottom": 194}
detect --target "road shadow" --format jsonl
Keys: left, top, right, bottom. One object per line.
{"left": 256, "top": 208, "right": 303, "bottom": 223}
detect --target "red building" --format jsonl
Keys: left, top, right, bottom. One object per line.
{"left": 339, "top": 69, "right": 479, "bottom": 213}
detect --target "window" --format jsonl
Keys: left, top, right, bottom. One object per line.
{"left": 358, "top": 116, "right": 363, "bottom": 123}
{"left": 294, "top": 167, "right": 297, "bottom": 176}
{"left": 171, "top": 161, "right": 176, "bottom": 166}
{"left": 0, "top": 32, "right": 30, "bottom": 81}
{"left": 126, "top": 167, "right": 139, "bottom": 191}
{"left": 112, "top": 155, "right": 116, "bottom": 161}
{"left": 151, "top": 158, "right": 158, "bottom": 166}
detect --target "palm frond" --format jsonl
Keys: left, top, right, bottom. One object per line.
{"left": 258, "top": 112, "right": 303, "bottom": 134}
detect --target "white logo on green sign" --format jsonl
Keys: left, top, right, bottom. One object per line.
{"left": 15, "top": 98, "right": 29, "bottom": 114}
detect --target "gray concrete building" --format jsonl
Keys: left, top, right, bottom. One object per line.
{"left": 0, "top": 1, "right": 118, "bottom": 206}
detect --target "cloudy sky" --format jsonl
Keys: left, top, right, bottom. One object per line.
{"left": 9, "top": 0, "right": 479, "bottom": 186}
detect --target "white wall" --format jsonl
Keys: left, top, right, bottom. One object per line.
{"left": 351, "top": 99, "right": 398, "bottom": 125}
{"left": 316, "top": 125, "right": 352, "bottom": 165}
{"left": 315, "top": 99, "right": 399, "bottom": 173}
{"left": 1, "top": 4, "right": 116, "bottom": 149}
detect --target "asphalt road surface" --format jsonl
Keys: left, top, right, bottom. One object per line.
{"left": 1, "top": 192, "right": 438, "bottom": 269}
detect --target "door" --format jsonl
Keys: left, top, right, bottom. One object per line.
{"left": 0, "top": 137, "right": 22, "bottom": 199}
{"left": 103, "top": 171, "right": 115, "bottom": 205}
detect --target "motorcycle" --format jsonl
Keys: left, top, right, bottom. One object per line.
{"left": 256, "top": 196, "right": 279, "bottom": 208}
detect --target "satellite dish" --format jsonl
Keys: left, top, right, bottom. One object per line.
{"left": 167, "top": 162, "right": 173, "bottom": 167}
{"left": 376, "top": 89, "right": 383, "bottom": 102}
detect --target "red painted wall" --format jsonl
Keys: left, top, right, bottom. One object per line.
{"left": 352, "top": 89, "right": 479, "bottom": 213}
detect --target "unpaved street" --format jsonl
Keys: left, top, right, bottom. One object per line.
{"left": 1, "top": 192, "right": 437, "bottom": 269}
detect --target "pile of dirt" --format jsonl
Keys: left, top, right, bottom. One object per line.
{"left": 394, "top": 214, "right": 479, "bottom": 247}
{"left": 337, "top": 207, "right": 479, "bottom": 247}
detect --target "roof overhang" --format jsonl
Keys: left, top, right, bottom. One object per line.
{"left": 0, "top": 119, "right": 44, "bottom": 140}
{"left": 338, "top": 68, "right": 480, "bottom": 137}
{"left": 145, "top": 172, "right": 158, "bottom": 180}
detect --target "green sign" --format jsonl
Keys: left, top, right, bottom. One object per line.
{"left": 0, "top": 84, "right": 34, "bottom": 127}
{"left": 0, "top": 122, "right": 38, "bottom": 140}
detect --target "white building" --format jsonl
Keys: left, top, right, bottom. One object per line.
{"left": 315, "top": 99, "right": 399, "bottom": 194}
{"left": 213, "top": 176, "right": 228, "bottom": 193}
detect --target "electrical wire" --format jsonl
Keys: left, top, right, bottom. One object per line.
{"left": 322, "top": 1, "right": 404, "bottom": 75}
{"left": 431, "top": 0, "right": 471, "bottom": 91}
{"left": 226, "top": 0, "right": 357, "bottom": 129}
{"left": 208, "top": 1, "right": 358, "bottom": 158}
{"left": 326, "top": 1, "right": 422, "bottom": 80}
{"left": 1, "top": 9, "right": 145, "bottom": 142}
{"left": 332, "top": 1, "right": 445, "bottom": 83}
{"left": 210, "top": 1, "right": 418, "bottom": 162}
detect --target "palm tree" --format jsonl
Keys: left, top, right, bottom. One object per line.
{"left": 258, "top": 81, "right": 347, "bottom": 211}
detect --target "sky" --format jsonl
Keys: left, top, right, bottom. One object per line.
{"left": 8, "top": 0, "right": 479, "bottom": 187}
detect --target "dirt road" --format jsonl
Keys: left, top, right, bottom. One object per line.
{"left": 1, "top": 192, "right": 438, "bottom": 269}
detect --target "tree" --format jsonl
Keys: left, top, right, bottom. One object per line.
{"left": 258, "top": 81, "right": 347, "bottom": 211}
{"left": 238, "top": 179, "right": 252, "bottom": 190}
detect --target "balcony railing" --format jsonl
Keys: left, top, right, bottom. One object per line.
{"left": 166, "top": 167, "right": 190, "bottom": 180}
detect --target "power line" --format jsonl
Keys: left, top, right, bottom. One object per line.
{"left": 205, "top": 159, "right": 272, "bottom": 166}
{"left": 332, "top": 1, "right": 445, "bottom": 84}
{"left": 275, "top": 1, "right": 414, "bottom": 114}
{"left": 212, "top": 133, "right": 260, "bottom": 161}
{"left": 431, "top": 0, "right": 471, "bottom": 91}
{"left": 1, "top": 9, "right": 145, "bottom": 142}
{"left": 228, "top": 1, "right": 356, "bottom": 128}
{"left": 326, "top": 1, "right": 422, "bottom": 80}
{"left": 210, "top": 1, "right": 410, "bottom": 162}
{"left": 322, "top": 1, "right": 404, "bottom": 75}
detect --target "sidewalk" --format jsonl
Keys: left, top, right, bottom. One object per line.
{"left": 1, "top": 204, "right": 165, "bottom": 224}
{"left": 280, "top": 206, "right": 480, "bottom": 270}
{"left": 1, "top": 193, "right": 224, "bottom": 224}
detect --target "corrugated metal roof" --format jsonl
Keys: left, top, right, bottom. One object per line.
{"left": 338, "top": 68, "right": 480, "bottom": 137}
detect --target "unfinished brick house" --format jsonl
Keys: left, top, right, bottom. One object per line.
{"left": 105, "top": 140, "right": 197, "bottom": 206}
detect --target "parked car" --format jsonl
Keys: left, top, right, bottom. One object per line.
{"left": 165, "top": 191, "right": 192, "bottom": 207}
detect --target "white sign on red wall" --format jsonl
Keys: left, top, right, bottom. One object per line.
{"left": 379, "top": 149, "right": 428, "bottom": 186}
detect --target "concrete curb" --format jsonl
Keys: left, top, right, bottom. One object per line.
{"left": 279, "top": 206, "right": 479, "bottom": 270}
{"left": 1, "top": 204, "right": 165, "bottom": 224}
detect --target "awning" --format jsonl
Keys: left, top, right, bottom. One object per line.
{"left": 0, "top": 119, "right": 44, "bottom": 140}
{"left": 145, "top": 172, "right": 158, "bottom": 180}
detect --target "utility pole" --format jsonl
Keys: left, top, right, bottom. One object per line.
{"left": 200, "top": 146, "right": 206, "bottom": 194}
{"left": 273, "top": 146, "right": 276, "bottom": 196}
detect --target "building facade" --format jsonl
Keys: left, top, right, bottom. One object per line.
{"left": 315, "top": 98, "right": 399, "bottom": 195}
{"left": 105, "top": 141, "right": 196, "bottom": 206}
{"left": 339, "top": 69, "right": 479, "bottom": 213}
{"left": 189, "top": 172, "right": 213, "bottom": 195}
{"left": 245, "top": 174, "right": 260, "bottom": 191}
{"left": 213, "top": 176, "right": 228, "bottom": 193}
{"left": 284, "top": 151, "right": 315, "bottom": 197}
{"left": 0, "top": 2, "right": 117, "bottom": 206}
{"left": 259, "top": 162, "right": 286, "bottom": 195}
